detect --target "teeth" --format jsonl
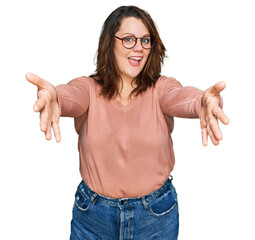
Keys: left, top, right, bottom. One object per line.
{"left": 129, "top": 57, "right": 142, "bottom": 61}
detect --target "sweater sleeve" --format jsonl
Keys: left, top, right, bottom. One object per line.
{"left": 56, "top": 76, "right": 91, "bottom": 117}
{"left": 157, "top": 76, "right": 204, "bottom": 118}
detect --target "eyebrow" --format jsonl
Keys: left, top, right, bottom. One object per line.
{"left": 120, "top": 33, "right": 151, "bottom": 37}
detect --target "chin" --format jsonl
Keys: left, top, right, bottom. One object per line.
{"left": 127, "top": 70, "right": 143, "bottom": 79}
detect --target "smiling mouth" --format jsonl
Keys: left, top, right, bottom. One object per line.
{"left": 128, "top": 56, "right": 143, "bottom": 66}
{"left": 128, "top": 56, "right": 143, "bottom": 61}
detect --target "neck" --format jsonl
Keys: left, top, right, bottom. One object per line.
{"left": 117, "top": 76, "right": 137, "bottom": 100}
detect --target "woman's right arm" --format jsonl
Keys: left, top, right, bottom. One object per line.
{"left": 26, "top": 73, "right": 90, "bottom": 142}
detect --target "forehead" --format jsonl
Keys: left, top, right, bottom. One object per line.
{"left": 117, "top": 17, "right": 149, "bottom": 36}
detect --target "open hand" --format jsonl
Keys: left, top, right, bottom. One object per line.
{"left": 200, "top": 81, "right": 229, "bottom": 146}
{"left": 26, "top": 73, "right": 61, "bottom": 142}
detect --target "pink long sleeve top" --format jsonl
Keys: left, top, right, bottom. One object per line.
{"left": 56, "top": 76, "right": 203, "bottom": 198}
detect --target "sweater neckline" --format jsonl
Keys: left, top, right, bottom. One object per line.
{"left": 111, "top": 94, "right": 141, "bottom": 112}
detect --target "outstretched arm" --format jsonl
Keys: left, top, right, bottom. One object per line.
{"left": 158, "top": 76, "right": 229, "bottom": 146}
{"left": 26, "top": 73, "right": 91, "bottom": 141}
{"left": 158, "top": 76, "right": 203, "bottom": 118}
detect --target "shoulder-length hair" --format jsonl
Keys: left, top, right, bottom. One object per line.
{"left": 90, "top": 6, "right": 166, "bottom": 99}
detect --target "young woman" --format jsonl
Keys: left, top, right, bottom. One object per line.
{"left": 26, "top": 5, "right": 229, "bottom": 240}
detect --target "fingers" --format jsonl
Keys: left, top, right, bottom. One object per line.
{"left": 40, "top": 107, "right": 50, "bottom": 133}
{"left": 52, "top": 122, "right": 61, "bottom": 142}
{"left": 201, "top": 127, "right": 208, "bottom": 146}
{"left": 27, "top": 72, "right": 60, "bottom": 142}
{"left": 45, "top": 122, "right": 52, "bottom": 140}
{"left": 208, "top": 109, "right": 230, "bottom": 146}
{"left": 36, "top": 95, "right": 53, "bottom": 140}
{"left": 201, "top": 120, "right": 219, "bottom": 146}
{"left": 39, "top": 109, "right": 53, "bottom": 141}
{"left": 213, "top": 107, "right": 230, "bottom": 126}
{"left": 33, "top": 97, "right": 46, "bottom": 112}
{"left": 201, "top": 82, "right": 229, "bottom": 146}
{"left": 208, "top": 116, "right": 221, "bottom": 144}
{"left": 39, "top": 101, "right": 52, "bottom": 140}
{"left": 201, "top": 111, "right": 223, "bottom": 146}
{"left": 39, "top": 109, "right": 61, "bottom": 141}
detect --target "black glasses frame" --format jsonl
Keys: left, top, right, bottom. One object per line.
{"left": 114, "top": 36, "right": 157, "bottom": 49}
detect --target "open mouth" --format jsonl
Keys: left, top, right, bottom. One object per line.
{"left": 128, "top": 56, "right": 143, "bottom": 66}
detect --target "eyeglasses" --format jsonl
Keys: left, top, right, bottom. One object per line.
{"left": 114, "top": 35, "right": 157, "bottom": 49}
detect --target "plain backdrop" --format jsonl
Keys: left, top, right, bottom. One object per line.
{"left": 1, "top": 0, "right": 254, "bottom": 239}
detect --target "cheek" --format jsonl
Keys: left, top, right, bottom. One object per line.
{"left": 145, "top": 50, "right": 151, "bottom": 61}
{"left": 114, "top": 46, "right": 128, "bottom": 66}
{"left": 142, "top": 52, "right": 151, "bottom": 67}
{"left": 115, "top": 51, "right": 128, "bottom": 71}
{"left": 116, "top": 55, "right": 127, "bottom": 72}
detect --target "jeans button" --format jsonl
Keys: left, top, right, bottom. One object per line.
{"left": 120, "top": 200, "right": 129, "bottom": 205}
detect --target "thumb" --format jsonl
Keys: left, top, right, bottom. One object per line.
{"left": 210, "top": 81, "right": 226, "bottom": 95}
{"left": 25, "top": 72, "right": 46, "bottom": 89}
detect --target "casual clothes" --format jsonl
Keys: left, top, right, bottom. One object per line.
{"left": 56, "top": 76, "right": 203, "bottom": 198}
{"left": 70, "top": 176, "right": 179, "bottom": 240}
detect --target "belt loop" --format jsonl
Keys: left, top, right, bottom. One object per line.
{"left": 169, "top": 175, "right": 173, "bottom": 181}
{"left": 91, "top": 193, "right": 97, "bottom": 205}
{"left": 141, "top": 196, "right": 148, "bottom": 210}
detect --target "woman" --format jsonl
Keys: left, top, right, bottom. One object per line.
{"left": 26, "top": 5, "right": 229, "bottom": 240}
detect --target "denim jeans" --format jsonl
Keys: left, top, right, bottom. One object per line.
{"left": 70, "top": 176, "right": 179, "bottom": 240}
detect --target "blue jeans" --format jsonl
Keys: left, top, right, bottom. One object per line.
{"left": 70, "top": 177, "right": 179, "bottom": 240}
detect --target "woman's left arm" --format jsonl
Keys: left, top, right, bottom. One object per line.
{"left": 200, "top": 81, "right": 230, "bottom": 146}
{"left": 158, "top": 76, "right": 229, "bottom": 146}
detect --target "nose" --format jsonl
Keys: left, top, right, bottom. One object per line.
{"left": 133, "top": 39, "right": 143, "bottom": 51}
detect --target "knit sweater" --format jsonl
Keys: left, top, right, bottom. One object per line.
{"left": 56, "top": 75, "right": 203, "bottom": 198}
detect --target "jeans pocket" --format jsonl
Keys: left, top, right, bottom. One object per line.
{"left": 74, "top": 184, "right": 91, "bottom": 212}
{"left": 148, "top": 187, "right": 177, "bottom": 217}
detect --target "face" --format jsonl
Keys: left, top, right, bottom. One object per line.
{"left": 114, "top": 17, "right": 151, "bottom": 83}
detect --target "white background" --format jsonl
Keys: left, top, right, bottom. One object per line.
{"left": 1, "top": 0, "right": 254, "bottom": 239}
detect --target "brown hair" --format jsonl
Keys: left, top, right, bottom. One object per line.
{"left": 90, "top": 6, "right": 166, "bottom": 99}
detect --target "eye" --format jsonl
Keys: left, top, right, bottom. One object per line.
{"left": 142, "top": 37, "right": 151, "bottom": 44}
{"left": 123, "top": 37, "right": 134, "bottom": 43}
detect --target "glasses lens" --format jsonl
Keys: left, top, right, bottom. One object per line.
{"left": 141, "top": 37, "right": 152, "bottom": 49}
{"left": 123, "top": 36, "right": 136, "bottom": 49}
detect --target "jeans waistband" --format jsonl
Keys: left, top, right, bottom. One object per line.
{"left": 79, "top": 176, "right": 174, "bottom": 208}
